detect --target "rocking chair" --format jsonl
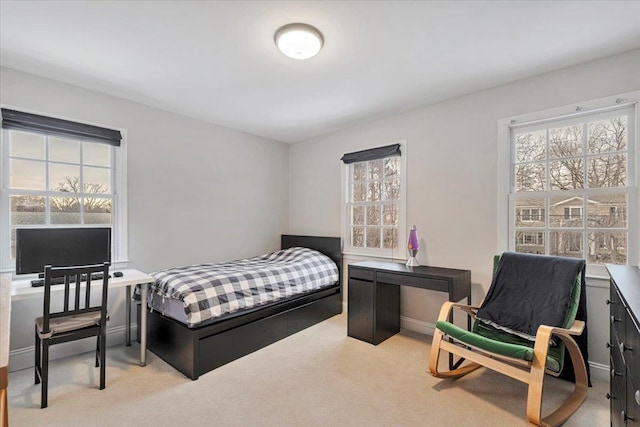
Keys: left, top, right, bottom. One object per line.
{"left": 428, "top": 253, "right": 588, "bottom": 427}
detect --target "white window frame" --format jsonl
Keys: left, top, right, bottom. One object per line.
{"left": 341, "top": 140, "right": 407, "bottom": 259}
{"left": 0, "top": 107, "right": 128, "bottom": 276}
{"left": 498, "top": 91, "right": 640, "bottom": 278}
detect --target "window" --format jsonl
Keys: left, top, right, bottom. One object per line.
{"left": 501, "top": 97, "right": 638, "bottom": 274}
{"left": 342, "top": 142, "right": 406, "bottom": 257}
{"left": 0, "top": 109, "right": 127, "bottom": 273}
{"left": 517, "top": 207, "right": 544, "bottom": 222}
{"left": 564, "top": 206, "right": 582, "bottom": 220}
{"left": 516, "top": 231, "right": 544, "bottom": 247}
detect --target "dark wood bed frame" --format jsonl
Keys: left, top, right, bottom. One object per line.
{"left": 138, "top": 235, "right": 343, "bottom": 380}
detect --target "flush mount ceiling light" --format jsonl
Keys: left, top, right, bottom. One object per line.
{"left": 274, "top": 23, "right": 324, "bottom": 60}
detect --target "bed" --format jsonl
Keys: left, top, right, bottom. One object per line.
{"left": 138, "top": 235, "right": 342, "bottom": 380}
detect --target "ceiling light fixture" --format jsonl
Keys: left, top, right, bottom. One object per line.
{"left": 274, "top": 23, "right": 324, "bottom": 60}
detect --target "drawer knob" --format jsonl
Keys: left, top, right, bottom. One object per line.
{"left": 606, "top": 392, "right": 616, "bottom": 400}
{"left": 620, "top": 342, "right": 633, "bottom": 353}
{"left": 606, "top": 342, "right": 612, "bottom": 349}
{"left": 611, "top": 315, "right": 622, "bottom": 323}
{"left": 611, "top": 369, "right": 622, "bottom": 378}
{"left": 622, "top": 410, "right": 635, "bottom": 421}
{"left": 636, "top": 390, "right": 640, "bottom": 406}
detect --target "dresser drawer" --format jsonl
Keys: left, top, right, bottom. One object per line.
{"left": 610, "top": 286, "right": 625, "bottom": 324}
{"left": 611, "top": 355, "right": 626, "bottom": 427}
{"left": 612, "top": 343, "right": 626, "bottom": 382}
{"left": 607, "top": 266, "right": 640, "bottom": 427}
{"left": 627, "top": 374, "right": 640, "bottom": 426}
{"left": 376, "top": 271, "right": 448, "bottom": 292}
{"left": 610, "top": 287, "right": 625, "bottom": 349}
{"left": 611, "top": 313, "right": 625, "bottom": 347}
{"left": 625, "top": 313, "right": 640, "bottom": 382}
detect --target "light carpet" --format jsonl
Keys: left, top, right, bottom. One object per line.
{"left": 7, "top": 313, "right": 608, "bottom": 426}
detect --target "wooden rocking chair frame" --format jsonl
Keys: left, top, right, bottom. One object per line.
{"left": 429, "top": 301, "right": 588, "bottom": 427}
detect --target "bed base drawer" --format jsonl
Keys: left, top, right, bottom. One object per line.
{"left": 142, "top": 292, "right": 342, "bottom": 380}
{"left": 198, "top": 294, "right": 341, "bottom": 375}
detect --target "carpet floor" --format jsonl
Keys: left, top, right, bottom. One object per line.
{"left": 7, "top": 313, "right": 608, "bottom": 426}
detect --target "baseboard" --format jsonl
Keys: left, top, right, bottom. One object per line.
{"left": 400, "top": 316, "right": 609, "bottom": 383}
{"left": 400, "top": 315, "right": 436, "bottom": 336}
{"left": 587, "top": 361, "right": 609, "bottom": 382}
{"left": 8, "top": 324, "right": 137, "bottom": 373}
{"left": 11, "top": 315, "right": 611, "bottom": 381}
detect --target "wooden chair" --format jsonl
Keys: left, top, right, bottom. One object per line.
{"left": 0, "top": 272, "right": 11, "bottom": 427}
{"left": 34, "top": 263, "right": 110, "bottom": 408}
{"left": 428, "top": 254, "right": 588, "bottom": 427}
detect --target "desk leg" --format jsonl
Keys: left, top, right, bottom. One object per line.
{"left": 140, "top": 284, "right": 147, "bottom": 367}
{"left": 125, "top": 285, "right": 131, "bottom": 346}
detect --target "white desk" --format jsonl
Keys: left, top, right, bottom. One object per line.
{"left": 11, "top": 268, "right": 154, "bottom": 366}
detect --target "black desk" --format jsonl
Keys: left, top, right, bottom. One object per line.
{"left": 347, "top": 261, "right": 471, "bottom": 347}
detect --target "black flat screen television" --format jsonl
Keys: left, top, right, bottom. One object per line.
{"left": 15, "top": 227, "right": 111, "bottom": 275}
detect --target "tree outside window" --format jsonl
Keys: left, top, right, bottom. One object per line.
{"left": 6, "top": 130, "right": 113, "bottom": 259}
{"left": 349, "top": 157, "right": 400, "bottom": 250}
{"left": 511, "top": 110, "right": 632, "bottom": 265}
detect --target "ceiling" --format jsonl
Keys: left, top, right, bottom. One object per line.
{"left": 2, "top": 1, "right": 640, "bottom": 143}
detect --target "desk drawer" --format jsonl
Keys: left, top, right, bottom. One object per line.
{"left": 377, "top": 271, "right": 448, "bottom": 292}
{"left": 349, "top": 267, "right": 374, "bottom": 282}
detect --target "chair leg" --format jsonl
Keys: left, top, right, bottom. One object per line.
{"left": 1, "top": 366, "right": 8, "bottom": 427}
{"left": 99, "top": 332, "right": 106, "bottom": 390}
{"left": 34, "top": 326, "right": 40, "bottom": 385}
{"left": 0, "top": 387, "right": 7, "bottom": 427}
{"left": 526, "top": 345, "right": 547, "bottom": 426}
{"left": 95, "top": 336, "right": 100, "bottom": 368}
{"left": 428, "top": 328, "right": 445, "bottom": 375}
{"left": 428, "top": 328, "right": 481, "bottom": 378}
{"left": 532, "top": 336, "right": 588, "bottom": 427}
{"left": 41, "top": 341, "right": 49, "bottom": 409}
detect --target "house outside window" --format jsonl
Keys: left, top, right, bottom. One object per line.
{"left": 0, "top": 110, "right": 128, "bottom": 273}
{"left": 342, "top": 142, "right": 407, "bottom": 258}
{"left": 499, "top": 94, "right": 638, "bottom": 274}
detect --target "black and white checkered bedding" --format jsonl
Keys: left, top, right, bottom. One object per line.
{"left": 148, "top": 247, "right": 339, "bottom": 327}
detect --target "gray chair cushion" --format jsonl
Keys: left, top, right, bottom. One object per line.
{"left": 36, "top": 311, "right": 107, "bottom": 339}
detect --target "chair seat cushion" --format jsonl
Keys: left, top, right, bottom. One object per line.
{"left": 36, "top": 311, "right": 106, "bottom": 339}
{"left": 435, "top": 320, "right": 561, "bottom": 373}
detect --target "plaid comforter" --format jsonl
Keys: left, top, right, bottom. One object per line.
{"left": 148, "top": 247, "right": 339, "bottom": 327}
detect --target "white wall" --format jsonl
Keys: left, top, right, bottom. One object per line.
{"left": 3, "top": 48, "right": 640, "bottom": 375}
{"left": 289, "top": 48, "right": 640, "bottom": 374}
{"left": 1, "top": 67, "right": 289, "bottom": 370}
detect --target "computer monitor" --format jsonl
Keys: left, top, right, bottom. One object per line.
{"left": 15, "top": 227, "right": 111, "bottom": 275}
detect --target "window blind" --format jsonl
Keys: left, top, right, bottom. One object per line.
{"left": 340, "top": 143, "right": 401, "bottom": 164}
{"left": 1, "top": 108, "right": 121, "bottom": 146}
